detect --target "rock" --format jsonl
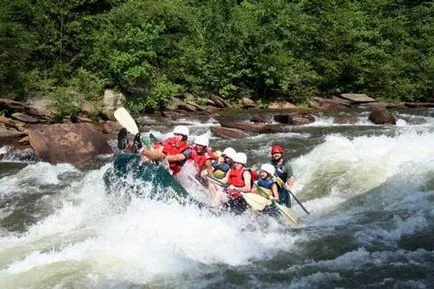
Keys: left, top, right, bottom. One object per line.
{"left": 368, "top": 108, "right": 396, "bottom": 125}
{"left": 102, "top": 90, "right": 126, "bottom": 117}
{"left": 0, "top": 124, "right": 27, "bottom": 143}
{"left": 101, "top": 120, "right": 123, "bottom": 136}
{"left": 186, "top": 101, "right": 206, "bottom": 111}
{"left": 404, "top": 102, "right": 434, "bottom": 108}
{"left": 340, "top": 93, "right": 376, "bottom": 104}
{"left": 0, "top": 98, "right": 45, "bottom": 117}
{"left": 76, "top": 116, "right": 92, "bottom": 123}
{"left": 239, "top": 97, "right": 256, "bottom": 108}
{"left": 29, "top": 123, "right": 113, "bottom": 166}
{"left": 250, "top": 114, "right": 271, "bottom": 123}
{"left": 161, "top": 110, "right": 187, "bottom": 119}
{"left": 268, "top": 100, "right": 297, "bottom": 110}
{"left": 18, "top": 136, "right": 30, "bottom": 144}
{"left": 177, "top": 103, "right": 197, "bottom": 112}
{"left": 313, "top": 96, "right": 351, "bottom": 110}
{"left": 273, "top": 114, "right": 290, "bottom": 124}
{"left": 289, "top": 113, "right": 316, "bottom": 125}
{"left": 0, "top": 116, "right": 28, "bottom": 131}
{"left": 11, "top": 112, "right": 39, "bottom": 124}
{"left": 209, "top": 95, "right": 229, "bottom": 108}
{"left": 210, "top": 127, "right": 249, "bottom": 139}
{"left": 220, "top": 121, "right": 283, "bottom": 134}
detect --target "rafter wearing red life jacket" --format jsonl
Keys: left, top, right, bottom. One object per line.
{"left": 190, "top": 146, "right": 216, "bottom": 172}
{"left": 161, "top": 136, "right": 190, "bottom": 174}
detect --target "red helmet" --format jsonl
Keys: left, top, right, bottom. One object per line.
{"left": 271, "top": 145, "right": 284, "bottom": 154}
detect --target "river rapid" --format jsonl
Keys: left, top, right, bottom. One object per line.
{"left": 0, "top": 109, "right": 433, "bottom": 289}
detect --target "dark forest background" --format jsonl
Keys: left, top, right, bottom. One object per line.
{"left": 1, "top": 0, "right": 433, "bottom": 115}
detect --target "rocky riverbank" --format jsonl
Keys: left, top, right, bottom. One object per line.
{"left": 1, "top": 92, "right": 434, "bottom": 166}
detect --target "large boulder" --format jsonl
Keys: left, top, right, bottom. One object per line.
{"left": 289, "top": 113, "right": 316, "bottom": 125}
{"left": 29, "top": 123, "right": 113, "bottom": 166}
{"left": 368, "top": 108, "right": 396, "bottom": 125}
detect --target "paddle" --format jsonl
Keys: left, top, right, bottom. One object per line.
{"left": 114, "top": 107, "right": 139, "bottom": 135}
{"left": 255, "top": 185, "right": 299, "bottom": 225}
{"left": 113, "top": 107, "right": 165, "bottom": 162}
{"left": 275, "top": 176, "right": 310, "bottom": 215}
{"left": 206, "top": 175, "right": 271, "bottom": 211}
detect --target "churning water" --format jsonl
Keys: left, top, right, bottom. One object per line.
{"left": 0, "top": 110, "right": 433, "bottom": 289}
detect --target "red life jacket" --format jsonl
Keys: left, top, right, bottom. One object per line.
{"left": 228, "top": 167, "right": 248, "bottom": 187}
{"left": 190, "top": 146, "right": 216, "bottom": 172}
{"left": 161, "top": 137, "right": 189, "bottom": 174}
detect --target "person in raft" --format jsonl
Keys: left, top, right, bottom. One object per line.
{"left": 251, "top": 163, "right": 280, "bottom": 201}
{"left": 270, "top": 145, "right": 295, "bottom": 208}
{"left": 221, "top": 152, "right": 251, "bottom": 213}
{"left": 189, "top": 135, "right": 216, "bottom": 181}
{"left": 134, "top": 125, "right": 193, "bottom": 176}
{"left": 211, "top": 147, "right": 236, "bottom": 179}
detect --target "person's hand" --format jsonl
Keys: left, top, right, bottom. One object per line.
{"left": 133, "top": 133, "right": 142, "bottom": 149}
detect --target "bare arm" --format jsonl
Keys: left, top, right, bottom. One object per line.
{"left": 286, "top": 175, "right": 295, "bottom": 189}
{"left": 165, "top": 153, "right": 187, "bottom": 162}
{"left": 272, "top": 183, "right": 279, "bottom": 200}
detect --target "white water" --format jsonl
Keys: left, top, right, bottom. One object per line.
{"left": 1, "top": 127, "right": 434, "bottom": 288}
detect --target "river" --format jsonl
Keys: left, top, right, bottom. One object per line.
{"left": 1, "top": 109, "right": 433, "bottom": 289}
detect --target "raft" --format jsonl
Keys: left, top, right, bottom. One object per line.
{"left": 103, "top": 153, "right": 189, "bottom": 201}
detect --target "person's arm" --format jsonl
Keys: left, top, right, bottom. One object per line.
{"left": 221, "top": 168, "right": 231, "bottom": 183}
{"left": 285, "top": 161, "right": 295, "bottom": 189}
{"left": 165, "top": 148, "right": 191, "bottom": 162}
{"left": 204, "top": 159, "right": 214, "bottom": 176}
{"left": 165, "top": 153, "right": 186, "bottom": 162}
{"left": 271, "top": 183, "right": 279, "bottom": 200}
{"left": 241, "top": 171, "right": 252, "bottom": 192}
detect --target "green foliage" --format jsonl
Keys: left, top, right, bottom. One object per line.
{"left": 47, "top": 69, "right": 104, "bottom": 118}
{"left": 1, "top": 0, "right": 434, "bottom": 108}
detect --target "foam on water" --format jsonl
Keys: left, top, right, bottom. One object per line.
{"left": 0, "top": 162, "right": 77, "bottom": 195}
{"left": 0, "top": 162, "right": 301, "bottom": 288}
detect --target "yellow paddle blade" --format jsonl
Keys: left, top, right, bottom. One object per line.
{"left": 241, "top": 192, "right": 272, "bottom": 211}
{"left": 114, "top": 107, "right": 139, "bottom": 135}
{"left": 275, "top": 202, "right": 299, "bottom": 225}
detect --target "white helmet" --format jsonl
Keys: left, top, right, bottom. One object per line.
{"left": 222, "top": 147, "right": 236, "bottom": 160}
{"left": 173, "top": 125, "right": 189, "bottom": 137}
{"left": 260, "top": 163, "right": 275, "bottom": 176}
{"left": 233, "top": 152, "right": 247, "bottom": 165}
{"left": 194, "top": 135, "right": 209, "bottom": 147}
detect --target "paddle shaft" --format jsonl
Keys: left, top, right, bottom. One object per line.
{"left": 275, "top": 176, "right": 310, "bottom": 215}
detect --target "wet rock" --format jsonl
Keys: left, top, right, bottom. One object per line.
{"left": 161, "top": 110, "right": 187, "bottom": 119}
{"left": 332, "top": 116, "right": 359, "bottom": 124}
{"left": 0, "top": 124, "right": 27, "bottom": 144}
{"left": 368, "top": 107, "right": 396, "bottom": 125}
{"left": 210, "top": 127, "right": 249, "bottom": 139}
{"left": 273, "top": 114, "right": 290, "bottom": 124}
{"left": 289, "top": 113, "right": 316, "bottom": 125}
{"left": 250, "top": 114, "right": 271, "bottom": 123}
{"left": 239, "top": 97, "right": 256, "bottom": 108}
{"left": 186, "top": 101, "right": 206, "bottom": 111}
{"left": 220, "top": 120, "right": 283, "bottom": 134}
{"left": 11, "top": 113, "right": 39, "bottom": 124}
{"left": 29, "top": 123, "right": 113, "bottom": 166}
{"left": 313, "top": 96, "right": 351, "bottom": 110}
